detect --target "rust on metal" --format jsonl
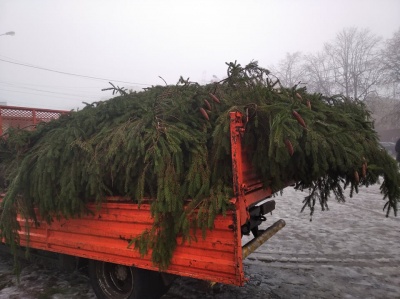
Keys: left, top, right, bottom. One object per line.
{"left": 13, "top": 202, "right": 245, "bottom": 286}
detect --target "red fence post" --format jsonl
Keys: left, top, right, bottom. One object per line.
{"left": 32, "top": 109, "right": 37, "bottom": 125}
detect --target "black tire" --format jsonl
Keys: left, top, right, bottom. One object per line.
{"left": 88, "top": 260, "right": 171, "bottom": 299}
{"left": 395, "top": 139, "right": 400, "bottom": 153}
{"left": 89, "top": 260, "right": 135, "bottom": 299}
{"left": 131, "top": 267, "right": 171, "bottom": 299}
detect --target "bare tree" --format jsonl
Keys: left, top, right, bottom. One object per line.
{"left": 302, "top": 51, "right": 335, "bottom": 95}
{"left": 372, "top": 28, "right": 400, "bottom": 130}
{"left": 324, "top": 27, "right": 382, "bottom": 100}
{"left": 270, "top": 52, "right": 305, "bottom": 87}
{"left": 381, "top": 28, "right": 400, "bottom": 83}
{"left": 380, "top": 28, "right": 400, "bottom": 100}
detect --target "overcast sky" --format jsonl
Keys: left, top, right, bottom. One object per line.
{"left": 0, "top": 0, "right": 399, "bottom": 110}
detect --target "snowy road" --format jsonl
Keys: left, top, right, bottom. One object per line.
{"left": 165, "top": 184, "right": 400, "bottom": 298}
{"left": 1, "top": 184, "right": 399, "bottom": 298}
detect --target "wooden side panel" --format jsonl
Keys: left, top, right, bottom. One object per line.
{"left": 16, "top": 202, "right": 245, "bottom": 286}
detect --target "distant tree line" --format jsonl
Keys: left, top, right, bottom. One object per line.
{"left": 269, "top": 27, "right": 400, "bottom": 131}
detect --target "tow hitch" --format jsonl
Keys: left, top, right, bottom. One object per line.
{"left": 240, "top": 199, "right": 286, "bottom": 259}
{"left": 242, "top": 219, "right": 286, "bottom": 259}
{"left": 241, "top": 200, "right": 275, "bottom": 237}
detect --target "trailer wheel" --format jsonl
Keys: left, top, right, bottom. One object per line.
{"left": 131, "top": 267, "right": 171, "bottom": 299}
{"left": 89, "top": 260, "right": 134, "bottom": 299}
{"left": 89, "top": 260, "right": 170, "bottom": 299}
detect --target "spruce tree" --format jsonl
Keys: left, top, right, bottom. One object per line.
{"left": 0, "top": 61, "right": 398, "bottom": 269}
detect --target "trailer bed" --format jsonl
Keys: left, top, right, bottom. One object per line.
{"left": 1, "top": 107, "right": 282, "bottom": 287}
{"left": 17, "top": 202, "right": 244, "bottom": 285}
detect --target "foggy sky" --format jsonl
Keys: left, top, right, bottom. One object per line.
{"left": 1, "top": 0, "right": 399, "bottom": 110}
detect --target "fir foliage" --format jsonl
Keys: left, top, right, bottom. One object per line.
{"left": 0, "top": 61, "right": 399, "bottom": 269}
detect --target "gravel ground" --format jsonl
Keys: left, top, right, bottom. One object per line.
{"left": 1, "top": 184, "right": 399, "bottom": 298}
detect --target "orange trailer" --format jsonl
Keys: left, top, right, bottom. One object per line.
{"left": 0, "top": 106, "right": 286, "bottom": 299}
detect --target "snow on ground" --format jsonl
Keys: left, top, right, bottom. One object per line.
{"left": 165, "top": 184, "right": 400, "bottom": 299}
{"left": 0, "top": 253, "right": 96, "bottom": 299}
{"left": 0, "top": 184, "right": 399, "bottom": 298}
